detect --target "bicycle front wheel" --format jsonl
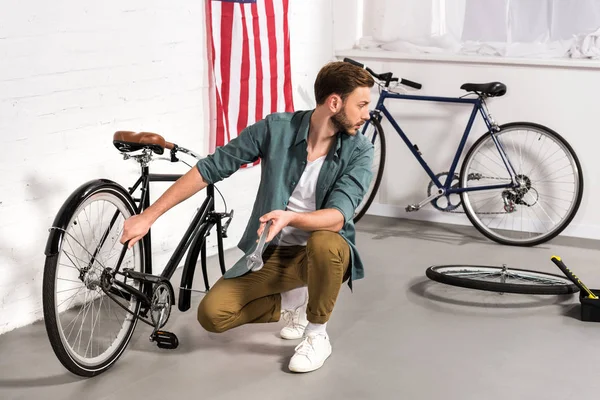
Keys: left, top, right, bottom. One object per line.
{"left": 354, "top": 117, "right": 386, "bottom": 223}
{"left": 426, "top": 265, "right": 579, "bottom": 295}
{"left": 42, "top": 180, "right": 144, "bottom": 377}
{"left": 460, "top": 122, "right": 583, "bottom": 246}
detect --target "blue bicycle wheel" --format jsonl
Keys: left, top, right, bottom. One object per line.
{"left": 460, "top": 122, "right": 583, "bottom": 246}
{"left": 354, "top": 117, "right": 386, "bottom": 223}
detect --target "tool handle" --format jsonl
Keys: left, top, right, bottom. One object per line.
{"left": 246, "top": 220, "right": 273, "bottom": 272}
{"left": 256, "top": 220, "right": 272, "bottom": 254}
{"left": 551, "top": 256, "right": 597, "bottom": 299}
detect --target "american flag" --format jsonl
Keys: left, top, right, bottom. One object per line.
{"left": 205, "top": 0, "right": 294, "bottom": 164}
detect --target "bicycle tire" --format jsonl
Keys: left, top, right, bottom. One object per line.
{"left": 43, "top": 180, "right": 144, "bottom": 377}
{"left": 460, "top": 122, "right": 583, "bottom": 246}
{"left": 354, "top": 117, "right": 386, "bottom": 223}
{"left": 426, "top": 265, "right": 579, "bottom": 295}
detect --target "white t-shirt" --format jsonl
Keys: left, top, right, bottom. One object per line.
{"left": 274, "top": 155, "right": 326, "bottom": 246}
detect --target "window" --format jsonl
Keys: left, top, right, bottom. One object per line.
{"left": 358, "top": 0, "right": 600, "bottom": 59}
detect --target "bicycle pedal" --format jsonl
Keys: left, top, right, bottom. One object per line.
{"left": 151, "top": 330, "right": 179, "bottom": 350}
{"left": 405, "top": 204, "right": 419, "bottom": 212}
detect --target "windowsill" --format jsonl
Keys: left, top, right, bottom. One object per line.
{"left": 335, "top": 48, "right": 600, "bottom": 70}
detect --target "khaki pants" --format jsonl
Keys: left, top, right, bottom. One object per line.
{"left": 197, "top": 231, "right": 350, "bottom": 332}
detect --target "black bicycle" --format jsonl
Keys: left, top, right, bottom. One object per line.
{"left": 42, "top": 131, "right": 233, "bottom": 377}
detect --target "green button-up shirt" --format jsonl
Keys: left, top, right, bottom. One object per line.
{"left": 196, "top": 110, "right": 374, "bottom": 287}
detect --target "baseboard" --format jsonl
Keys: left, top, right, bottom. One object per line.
{"left": 364, "top": 203, "right": 600, "bottom": 241}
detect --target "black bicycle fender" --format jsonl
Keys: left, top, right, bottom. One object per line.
{"left": 44, "top": 179, "right": 132, "bottom": 256}
{"left": 178, "top": 224, "right": 210, "bottom": 312}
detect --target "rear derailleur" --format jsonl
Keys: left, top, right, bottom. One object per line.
{"left": 501, "top": 174, "right": 538, "bottom": 213}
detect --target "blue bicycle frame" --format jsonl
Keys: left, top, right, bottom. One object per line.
{"left": 364, "top": 90, "right": 519, "bottom": 196}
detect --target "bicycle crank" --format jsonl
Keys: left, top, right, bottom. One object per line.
{"left": 102, "top": 281, "right": 180, "bottom": 350}
{"left": 427, "top": 172, "right": 462, "bottom": 212}
{"left": 148, "top": 281, "right": 179, "bottom": 349}
{"left": 150, "top": 281, "right": 174, "bottom": 329}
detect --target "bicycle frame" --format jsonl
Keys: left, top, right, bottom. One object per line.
{"left": 366, "top": 89, "right": 519, "bottom": 195}
{"left": 125, "top": 164, "right": 228, "bottom": 313}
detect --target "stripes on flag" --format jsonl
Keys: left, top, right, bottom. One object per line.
{"left": 205, "top": 0, "right": 294, "bottom": 167}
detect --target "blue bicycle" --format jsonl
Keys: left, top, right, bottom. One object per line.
{"left": 347, "top": 58, "right": 583, "bottom": 247}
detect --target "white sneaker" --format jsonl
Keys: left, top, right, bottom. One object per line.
{"left": 280, "top": 305, "right": 308, "bottom": 340}
{"left": 288, "top": 332, "right": 332, "bottom": 373}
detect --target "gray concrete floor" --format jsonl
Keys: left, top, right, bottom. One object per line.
{"left": 1, "top": 215, "right": 600, "bottom": 400}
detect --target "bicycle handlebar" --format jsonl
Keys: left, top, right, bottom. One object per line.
{"left": 343, "top": 57, "right": 422, "bottom": 90}
{"left": 398, "top": 77, "right": 422, "bottom": 90}
{"left": 343, "top": 57, "right": 366, "bottom": 68}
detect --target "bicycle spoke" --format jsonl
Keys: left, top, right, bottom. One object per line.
{"left": 527, "top": 147, "right": 562, "bottom": 178}
{"left": 69, "top": 288, "right": 91, "bottom": 348}
{"left": 58, "top": 262, "right": 82, "bottom": 271}
{"left": 461, "top": 125, "right": 581, "bottom": 244}
{"left": 57, "top": 285, "right": 86, "bottom": 310}
{"left": 57, "top": 277, "right": 83, "bottom": 285}
{"left": 48, "top": 189, "right": 144, "bottom": 373}
{"left": 535, "top": 167, "right": 575, "bottom": 183}
{"left": 56, "top": 286, "right": 85, "bottom": 295}
{"left": 86, "top": 292, "right": 105, "bottom": 359}
{"left": 63, "top": 238, "right": 87, "bottom": 272}
{"left": 428, "top": 264, "right": 577, "bottom": 295}
{"left": 474, "top": 150, "right": 506, "bottom": 176}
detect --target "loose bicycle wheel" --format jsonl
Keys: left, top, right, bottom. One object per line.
{"left": 426, "top": 265, "right": 579, "bottom": 295}
{"left": 354, "top": 117, "right": 386, "bottom": 223}
{"left": 43, "top": 180, "right": 144, "bottom": 377}
{"left": 460, "top": 122, "right": 583, "bottom": 246}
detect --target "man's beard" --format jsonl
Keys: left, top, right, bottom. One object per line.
{"left": 331, "top": 107, "right": 358, "bottom": 135}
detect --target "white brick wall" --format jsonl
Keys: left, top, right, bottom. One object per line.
{"left": 0, "top": 0, "right": 334, "bottom": 335}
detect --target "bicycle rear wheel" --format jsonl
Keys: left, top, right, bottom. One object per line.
{"left": 354, "top": 117, "right": 386, "bottom": 223}
{"left": 426, "top": 265, "right": 578, "bottom": 295}
{"left": 460, "top": 122, "right": 583, "bottom": 246}
{"left": 43, "top": 180, "right": 144, "bottom": 377}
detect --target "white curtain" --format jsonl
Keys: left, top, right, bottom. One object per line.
{"left": 358, "top": 0, "right": 600, "bottom": 59}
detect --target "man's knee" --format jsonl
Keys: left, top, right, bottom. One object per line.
{"left": 306, "top": 231, "right": 349, "bottom": 268}
{"left": 197, "top": 295, "right": 233, "bottom": 333}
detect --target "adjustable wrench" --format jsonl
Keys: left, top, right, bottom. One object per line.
{"left": 245, "top": 220, "right": 272, "bottom": 272}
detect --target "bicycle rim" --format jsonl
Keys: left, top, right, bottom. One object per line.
{"left": 426, "top": 265, "right": 579, "bottom": 295}
{"left": 354, "top": 118, "right": 385, "bottom": 223}
{"left": 460, "top": 123, "right": 582, "bottom": 246}
{"left": 51, "top": 190, "right": 142, "bottom": 372}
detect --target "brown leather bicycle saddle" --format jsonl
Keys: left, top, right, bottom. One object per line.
{"left": 113, "top": 131, "right": 175, "bottom": 155}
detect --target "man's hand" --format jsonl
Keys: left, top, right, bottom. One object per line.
{"left": 120, "top": 213, "right": 154, "bottom": 249}
{"left": 118, "top": 166, "right": 209, "bottom": 249}
{"left": 257, "top": 210, "right": 295, "bottom": 242}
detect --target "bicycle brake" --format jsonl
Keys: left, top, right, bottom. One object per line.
{"left": 221, "top": 209, "right": 234, "bottom": 238}
{"left": 245, "top": 220, "right": 272, "bottom": 272}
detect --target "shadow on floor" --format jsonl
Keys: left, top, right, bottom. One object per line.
{"left": 356, "top": 215, "right": 600, "bottom": 250}
{"left": 0, "top": 374, "right": 81, "bottom": 388}
{"left": 407, "top": 277, "right": 576, "bottom": 310}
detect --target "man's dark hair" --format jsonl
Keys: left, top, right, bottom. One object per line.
{"left": 314, "top": 61, "right": 375, "bottom": 105}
